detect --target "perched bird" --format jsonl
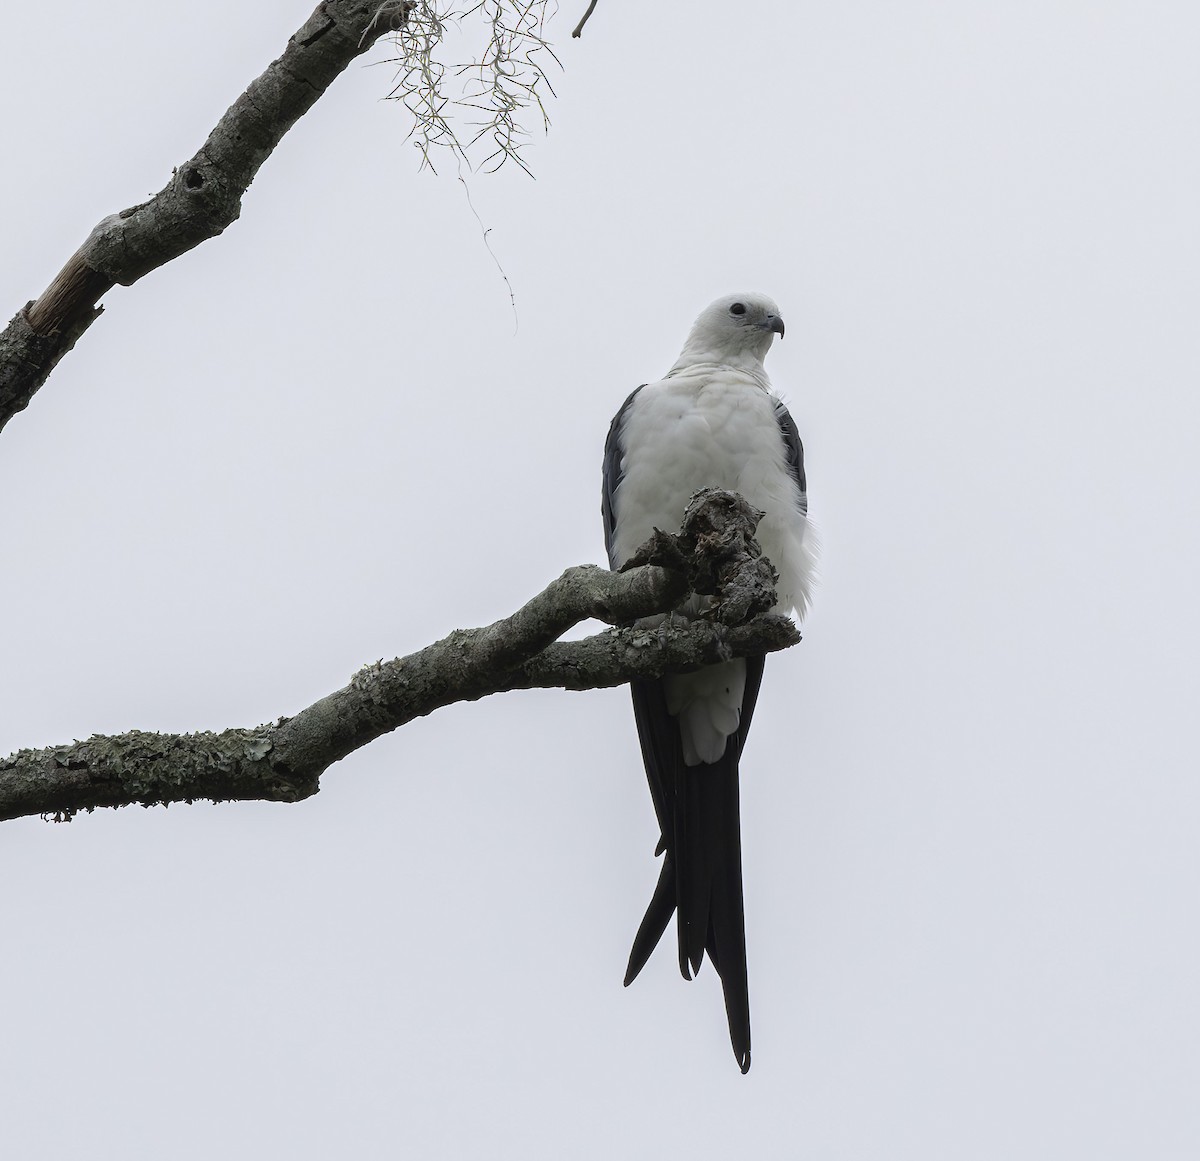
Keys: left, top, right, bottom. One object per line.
{"left": 602, "top": 292, "right": 816, "bottom": 1073}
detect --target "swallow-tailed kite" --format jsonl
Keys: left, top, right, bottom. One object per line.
{"left": 602, "top": 292, "right": 816, "bottom": 1073}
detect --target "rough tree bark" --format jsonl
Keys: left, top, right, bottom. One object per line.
{"left": 0, "top": 0, "right": 410, "bottom": 434}
{"left": 0, "top": 491, "right": 800, "bottom": 823}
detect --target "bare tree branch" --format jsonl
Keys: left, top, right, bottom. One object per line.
{"left": 0, "top": 492, "right": 801, "bottom": 824}
{"left": 0, "top": 0, "right": 410, "bottom": 435}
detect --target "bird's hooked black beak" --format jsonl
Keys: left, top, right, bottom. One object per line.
{"left": 765, "top": 314, "right": 785, "bottom": 339}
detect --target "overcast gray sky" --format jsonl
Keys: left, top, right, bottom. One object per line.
{"left": 3, "top": 1, "right": 1200, "bottom": 1157}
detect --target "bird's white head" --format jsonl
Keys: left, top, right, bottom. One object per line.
{"left": 671, "top": 292, "right": 785, "bottom": 375}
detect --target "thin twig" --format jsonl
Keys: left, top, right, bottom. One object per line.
{"left": 572, "top": 0, "right": 599, "bottom": 37}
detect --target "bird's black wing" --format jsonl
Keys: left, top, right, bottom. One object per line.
{"left": 602, "top": 385, "right": 644, "bottom": 566}
{"left": 773, "top": 398, "right": 808, "bottom": 515}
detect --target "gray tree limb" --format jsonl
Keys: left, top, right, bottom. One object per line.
{"left": 0, "top": 491, "right": 801, "bottom": 824}
{"left": 0, "top": 0, "right": 411, "bottom": 435}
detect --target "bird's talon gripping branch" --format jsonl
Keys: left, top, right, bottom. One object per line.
{"left": 619, "top": 527, "right": 689, "bottom": 573}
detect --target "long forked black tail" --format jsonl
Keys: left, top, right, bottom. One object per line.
{"left": 624, "top": 658, "right": 765, "bottom": 1074}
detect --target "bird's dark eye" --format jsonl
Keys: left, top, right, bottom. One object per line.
{"left": 729, "top": 302, "right": 746, "bottom": 316}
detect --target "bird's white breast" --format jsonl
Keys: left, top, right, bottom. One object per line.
{"left": 611, "top": 365, "right": 815, "bottom": 618}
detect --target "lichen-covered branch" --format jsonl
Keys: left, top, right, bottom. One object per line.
{"left": 0, "top": 0, "right": 409, "bottom": 435}
{"left": 0, "top": 492, "right": 801, "bottom": 824}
